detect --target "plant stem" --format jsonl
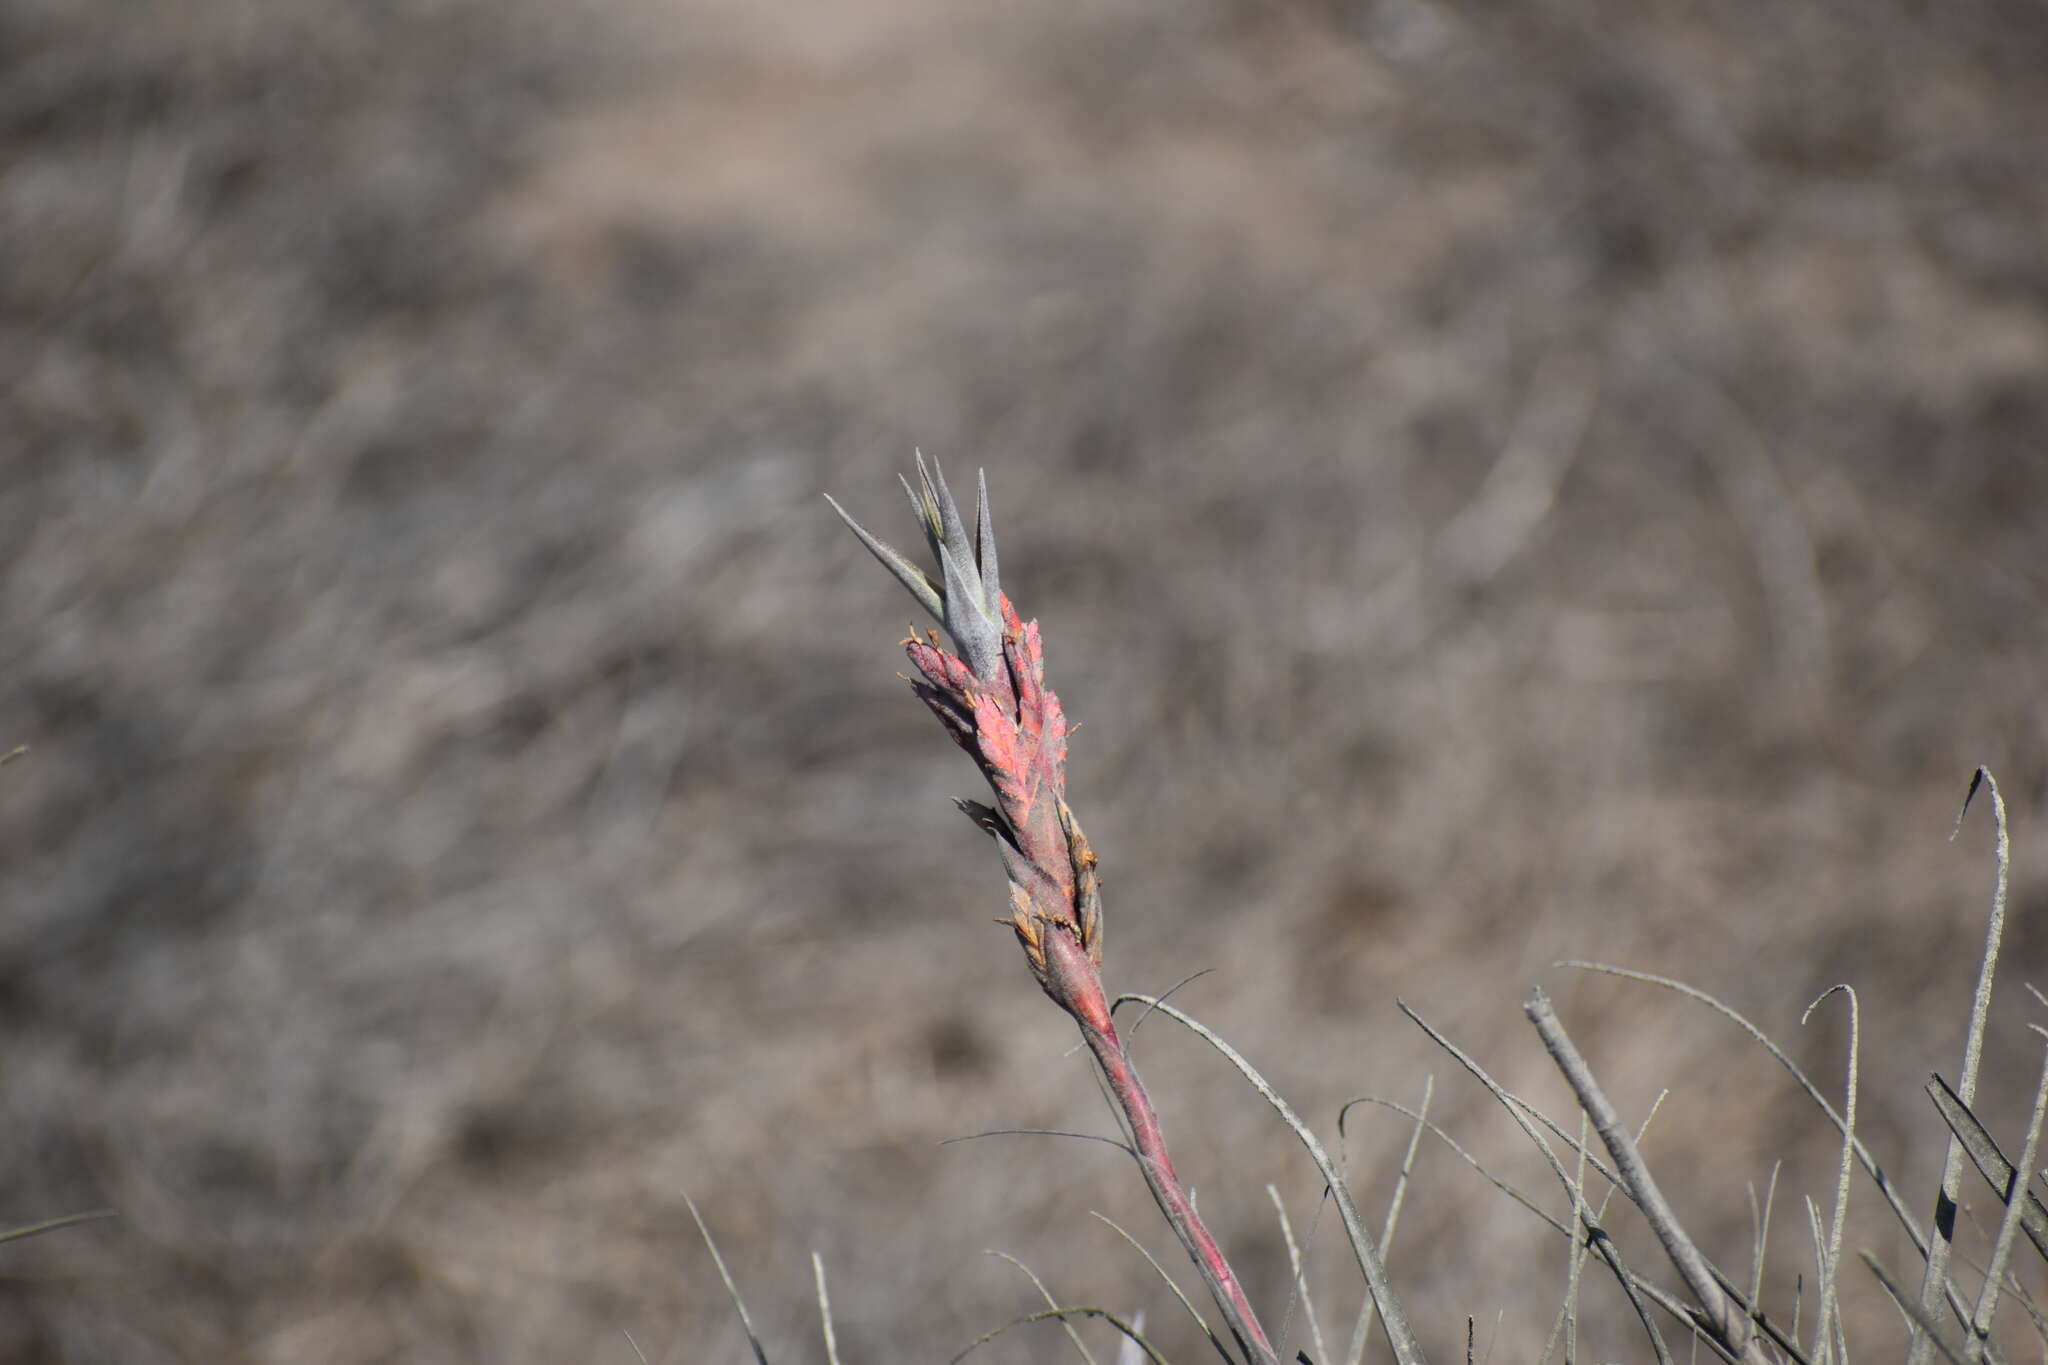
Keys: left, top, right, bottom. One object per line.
{"left": 1052, "top": 935, "right": 1279, "bottom": 1365}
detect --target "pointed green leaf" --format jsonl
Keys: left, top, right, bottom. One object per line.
{"left": 824, "top": 493, "right": 945, "bottom": 623}
{"left": 974, "top": 468, "right": 1002, "bottom": 616}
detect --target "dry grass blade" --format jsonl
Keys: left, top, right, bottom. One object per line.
{"left": 1341, "top": 1097, "right": 1562, "bottom": 1234}
{"left": 1524, "top": 989, "right": 1772, "bottom": 1365}
{"left": 1587, "top": 1228, "right": 1680, "bottom": 1365}
{"left": 1992, "top": 1255, "right": 2048, "bottom": 1360}
{"left": 1126, "top": 968, "right": 1218, "bottom": 1040}
{"left": 683, "top": 1191, "right": 771, "bottom": 1365}
{"left": 1579, "top": 1094, "right": 1675, "bottom": 1365}
{"left": 1745, "top": 1165, "right": 1782, "bottom": 1362}
{"left": 1090, "top": 1211, "right": 1237, "bottom": 1365}
{"left": 1340, "top": 1076, "right": 1433, "bottom": 1365}
{"left": 1479, "top": 1085, "right": 1628, "bottom": 1196}
{"left": 1803, "top": 1198, "right": 1827, "bottom": 1340}
{"left": 1114, "top": 994, "right": 1425, "bottom": 1365}
{"left": 1965, "top": 1027, "right": 2048, "bottom": 1361}
{"left": 1536, "top": 1112, "right": 1596, "bottom": 1365}
{"left": 812, "top": 1252, "right": 842, "bottom": 1365}
{"left": 1395, "top": 1002, "right": 1686, "bottom": 1365}
{"left": 1867, "top": 1252, "right": 1969, "bottom": 1365}
{"left": 1268, "top": 1184, "right": 1330, "bottom": 1365}
{"left": 1348, "top": 1083, "right": 1789, "bottom": 1365}
{"left": 939, "top": 1127, "right": 1136, "bottom": 1157}
{"left": 0, "top": 1208, "right": 117, "bottom": 1245}
{"left": 1926, "top": 1074, "right": 2048, "bottom": 1264}
{"left": 1562, "top": 960, "right": 1982, "bottom": 1332}
{"left": 1914, "top": 766, "right": 2012, "bottom": 1365}
{"left": 949, "top": 1307, "right": 1170, "bottom": 1365}
{"left": 988, "top": 1249, "right": 1103, "bottom": 1365}
{"left": 1802, "top": 985, "right": 1859, "bottom": 1365}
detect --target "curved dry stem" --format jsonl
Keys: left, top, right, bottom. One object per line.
{"left": 1562, "top": 960, "right": 1981, "bottom": 1334}
{"left": 1524, "top": 989, "right": 1772, "bottom": 1365}
{"left": 1113, "top": 993, "right": 1426, "bottom": 1365}
{"left": 1125, "top": 968, "right": 1217, "bottom": 1039}
{"left": 988, "top": 1249, "right": 1102, "bottom": 1365}
{"left": 1267, "top": 1184, "right": 1330, "bottom": 1365}
{"left": 1966, "top": 1027, "right": 2048, "bottom": 1361}
{"left": 939, "top": 1127, "right": 1136, "bottom": 1158}
{"left": 1342, "top": 1095, "right": 1561, "bottom": 1230}
{"left": 949, "top": 1306, "right": 1170, "bottom": 1365}
{"left": 1090, "top": 1210, "right": 1236, "bottom": 1365}
{"left": 1915, "top": 766, "right": 2013, "bottom": 1365}
{"left": 1080, "top": 1017, "right": 1278, "bottom": 1365}
{"left": 1340, "top": 1075, "right": 1433, "bottom": 1365}
{"left": 1802, "top": 984, "right": 1859, "bottom": 1365}
{"left": 1397, "top": 1000, "right": 1683, "bottom": 1365}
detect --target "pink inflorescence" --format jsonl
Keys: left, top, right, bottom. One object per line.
{"left": 827, "top": 456, "right": 1103, "bottom": 1007}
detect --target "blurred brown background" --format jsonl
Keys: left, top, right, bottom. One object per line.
{"left": 5, "top": 0, "right": 2048, "bottom": 1360}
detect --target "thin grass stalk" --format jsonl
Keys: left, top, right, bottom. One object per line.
{"left": 950, "top": 1307, "right": 1169, "bottom": 1365}
{"left": 1345, "top": 1097, "right": 1559, "bottom": 1231}
{"left": 1802, "top": 984, "right": 1859, "bottom": 1365}
{"left": 1803, "top": 1198, "right": 1827, "bottom": 1334}
{"left": 811, "top": 1252, "right": 842, "bottom": 1365}
{"left": 683, "top": 1191, "right": 771, "bottom": 1365}
{"left": 989, "top": 1250, "right": 1103, "bottom": 1365}
{"left": 1090, "top": 1211, "right": 1236, "bottom": 1365}
{"left": 0, "top": 1209, "right": 117, "bottom": 1245}
{"left": 1868, "top": 1253, "right": 1970, "bottom": 1365}
{"left": 1537, "top": 1112, "right": 1596, "bottom": 1365}
{"left": 1082, "top": 1019, "right": 1277, "bottom": 1364}
{"left": 1268, "top": 1184, "right": 1331, "bottom": 1365}
{"left": 1118, "top": 994, "right": 1426, "bottom": 1365}
{"left": 831, "top": 462, "right": 1282, "bottom": 1365}
{"left": 1925, "top": 1075, "right": 2048, "bottom": 1263}
{"left": 2003, "top": 1273, "right": 2048, "bottom": 1357}
{"left": 1524, "top": 989, "right": 1774, "bottom": 1365}
{"left": 1914, "top": 767, "right": 2012, "bottom": 1365}
{"left": 1965, "top": 1027, "right": 2048, "bottom": 1361}
{"left": 1555, "top": 1098, "right": 1682, "bottom": 1364}
{"left": 1564, "top": 961, "right": 1982, "bottom": 1333}
{"left": 1745, "top": 1164, "right": 1782, "bottom": 1362}
{"left": 1593, "top": 1095, "right": 1678, "bottom": 1365}
{"left": 1341, "top": 1076, "right": 1433, "bottom": 1365}
{"left": 1398, "top": 1002, "right": 1687, "bottom": 1365}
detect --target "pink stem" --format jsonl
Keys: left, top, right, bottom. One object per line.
{"left": 1049, "top": 937, "right": 1279, "bottom": 1365}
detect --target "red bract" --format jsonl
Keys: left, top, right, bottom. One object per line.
{"left": 901, "top": 594, "right": 1096, "bottom": 994}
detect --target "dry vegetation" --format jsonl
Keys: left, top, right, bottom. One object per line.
{"left": 4, "top": 0, "right": 2048, "bottom": 1360}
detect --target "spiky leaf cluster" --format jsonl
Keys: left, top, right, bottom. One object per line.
{"left": 828, "top": 457, "right": 1102, "bottom": 991}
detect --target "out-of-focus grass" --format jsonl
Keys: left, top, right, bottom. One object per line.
{"left": 3, "top": 0, "right": 2048, "bottom": 1359}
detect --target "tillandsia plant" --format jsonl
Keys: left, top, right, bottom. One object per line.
{"left": 827, "top": 456, "right": 1287, "bottom": 1365}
